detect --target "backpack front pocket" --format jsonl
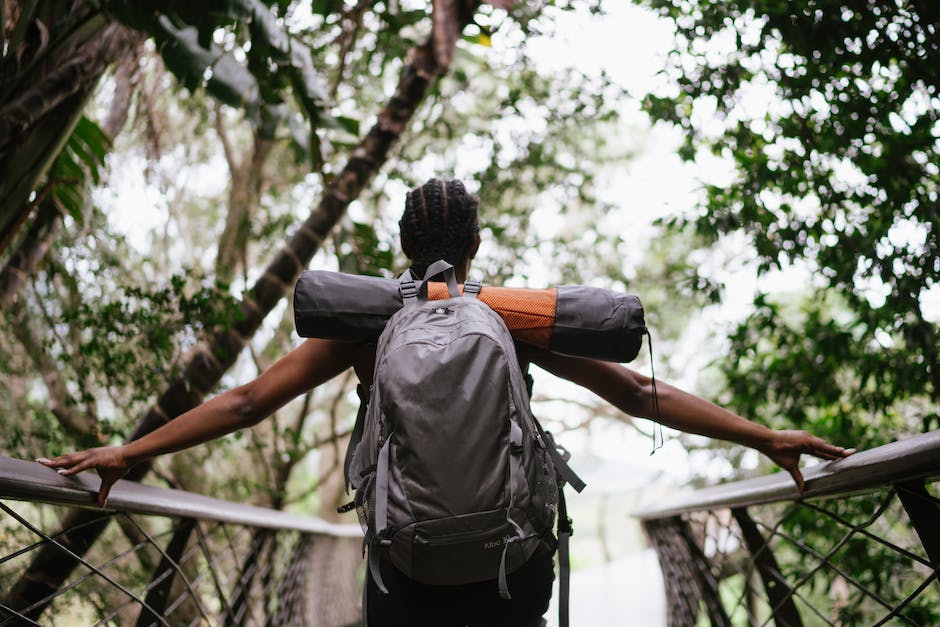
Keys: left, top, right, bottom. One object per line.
{"left": 400, "top": 510, "right": 529, "bottom": 585}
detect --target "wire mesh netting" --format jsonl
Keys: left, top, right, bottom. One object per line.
{"left": 643, "top": 481, "right": 940, "bottom": 627}
{"left": 0, "top": 499, "right": 327, "bottom": 626}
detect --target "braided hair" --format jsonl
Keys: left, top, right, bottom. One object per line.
{"left": 399, "top": 178, "right": 480, "bottom": 277}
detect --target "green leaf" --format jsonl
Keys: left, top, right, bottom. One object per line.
{"left": 287, "top": 114, "right": 311, "bottom": 161}
{"left": 51, "top": 152, "right": 83, "bottom": 182}
{"left": 318, "top": 114, "right": 359, "bottom": 136}
{"left": 335, "top": 115, "right": 360, "bottom": 136}
{"left": 53, "top": 183, "right": 84, "bottom": 223}
{"left": 309, "top": 0, "right": 343, "bottom": 16}
{"left": 383, "top": 9, "right": 427, "bottom": 29}
{"left": 111, "top": 0, "right": 330, "bottom": 133}
{"left": 154, "top": 15, "right": 227, "bottom": 92}
{"left": 462, "top": 32, "right": 492, "bottom": 47}
{"left": 72, "top": 116, "right": 111, "bottom": 163}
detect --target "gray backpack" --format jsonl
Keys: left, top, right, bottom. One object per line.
{"left": 343, "top": 260, "right": 585, "bottom": 624}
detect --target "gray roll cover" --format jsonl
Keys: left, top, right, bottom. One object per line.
{"left": 552, "top": 285, "right": 646, "bottom": 363}
{"left": 293, "top": 270, "right": 401, "bottom": 342}
{"left": 294, "top": 270, "right": 648, "bottom": 363}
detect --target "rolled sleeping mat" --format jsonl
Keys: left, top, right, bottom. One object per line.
{"left": 293, "top": 270, "right": 647, "bottom": 363}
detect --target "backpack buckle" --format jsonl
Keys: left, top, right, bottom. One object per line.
{"left": 463, "top": 279, "right": 482, "bottom": 298}
{"left": 400, "top": 280, "right": 418, "bottom": 301}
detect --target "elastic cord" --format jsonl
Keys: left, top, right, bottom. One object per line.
{"left": 646, "top": 330, "right": 664, "bottom": 455}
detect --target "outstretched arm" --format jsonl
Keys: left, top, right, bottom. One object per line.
{"left": 38, "top": 338, "right": 357, "bottom": 506}
{"left": 529, "top": 351, "right": 853, "bottom": 493}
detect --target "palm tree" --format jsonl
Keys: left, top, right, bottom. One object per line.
{"left": 0, "top": 2, "right": 135, "bottom": 255}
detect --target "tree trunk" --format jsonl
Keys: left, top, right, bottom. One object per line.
{"left": 0, "top": 11, "right": 140, "bottom": 307}
{"left": 0, "top": 44, "right": 140, "bottom": 443}
{"left": 214, "top": 126, "right": 275, "bottom": 286}
{"left": 0, "top": 2, "right": 135, "bottom": 254}
{"left": 0, "top": 200, "right": 63, "bottom": 312}
{"left": 4, "top": 4, "right": 483, "bottom": 618}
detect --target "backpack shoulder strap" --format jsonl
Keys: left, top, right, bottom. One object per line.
{"left": 557, "top": 483, "right": 574, "bottom": 627}
{"left": 521, "top": 360, "right": 534, "bottom": 398}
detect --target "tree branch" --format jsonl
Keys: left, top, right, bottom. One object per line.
{"left": 7, "top": 299, "right": 104, "bottom": 446}
{"left": 212, "top": 103, "right": 239, "bottom": 176}
{"left": 330, "top": 0, "right": 370, "bottom": 101}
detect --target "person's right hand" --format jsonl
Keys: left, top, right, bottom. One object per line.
{"left": 37, "top": 446, "right": 131, "bottom": 508}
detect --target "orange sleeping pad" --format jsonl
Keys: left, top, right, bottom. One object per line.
{"left": 294, "top": 271, "right": 646, "bottom": 363}
{"left": 424, "top": 282, "right": 557, "bottom": 350}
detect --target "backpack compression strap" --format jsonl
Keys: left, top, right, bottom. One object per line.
{"left": 541, "top": 431, "right": 586, "bottom": 493}
{"left": 365, "top": 436, "right": 394, "bottom": 602}
{"left": 497, "top": 414, "right": 535, "bottom": 601}
{"left": 540, "top": 430, "right": 583, "bottom": 627}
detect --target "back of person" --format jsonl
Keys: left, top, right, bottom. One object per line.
{"left": 348, "top": 341, "right": 557, "bottom": 627}
{"left": 346, "top": 179, "right": 569, "bottom": 627}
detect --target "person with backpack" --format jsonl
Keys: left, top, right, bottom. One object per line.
{"left": 39, "top": 178, "right": 853, "bottom": 627}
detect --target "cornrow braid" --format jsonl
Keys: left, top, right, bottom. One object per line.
{"left": 400, "top": 178, "right": 480, "bottom": 277}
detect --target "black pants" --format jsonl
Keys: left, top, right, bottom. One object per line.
{"left": 366, "top": 550, "right": 555, "bottom": 627}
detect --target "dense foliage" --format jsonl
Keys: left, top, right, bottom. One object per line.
{"left": 637, "top": 0, "right": 938, "bottom": 444}
{"left": 635, "top": 1, "right": 940, "bottom": 622}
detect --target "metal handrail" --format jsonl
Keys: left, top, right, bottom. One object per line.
{"left": 2, "top": 454, "right": 364, "bottom": 626}
{"left": 635, "top": 429, "right": 940, "bottom": 519}
{"left": 0, "top": 455, "right": 361, "bottom": 537}
{"left": 636, "top": 430, "right": 940, "bottom": 627}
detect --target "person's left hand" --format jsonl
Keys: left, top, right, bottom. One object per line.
{"left": 758, "top": 430, "right": 855, "bottom": 494}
